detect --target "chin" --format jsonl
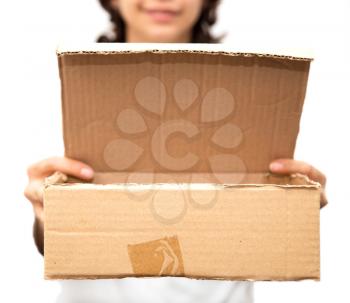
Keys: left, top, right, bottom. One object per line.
{"left": 145, "top": 27, "right": 187, "bottom": 43}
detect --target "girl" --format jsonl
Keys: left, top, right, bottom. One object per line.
{"left": 24, "top": 1, "right": 327, "bottom": 302}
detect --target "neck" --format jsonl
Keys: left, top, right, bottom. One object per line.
{"left": 126, "top": 28, "right": 192, "bottom": 43}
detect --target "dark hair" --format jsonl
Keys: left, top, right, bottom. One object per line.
{"left": 97, "top": 0, "right": 222, "bottom": 43}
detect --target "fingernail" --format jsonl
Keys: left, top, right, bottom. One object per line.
{"left": 269, "top": 162, "right": 284, "bottom": 171}
{"left": 80, "top": 167, "right": 94, "bottom": 179}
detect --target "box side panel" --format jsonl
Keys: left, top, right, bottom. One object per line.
{"left": 44, "top": 186, "right": 319, "bottom": 280}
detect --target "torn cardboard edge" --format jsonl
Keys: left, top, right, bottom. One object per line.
{"left": 45, "top": 172, "right": 321, "bottom": 189}
{"left": 56, "top": 42, "right": 313, "bottom": 61}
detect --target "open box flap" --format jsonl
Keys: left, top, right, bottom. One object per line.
{"left": 58, "top": 43, "right": 311, "bottom": 175}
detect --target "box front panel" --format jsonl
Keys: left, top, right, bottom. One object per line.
{"left": 44, "top": 185, "right": 319, "bottom": 280}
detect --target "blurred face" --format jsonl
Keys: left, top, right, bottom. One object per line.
{"left": 111, "top": 0, "right": 204, "bottom": 42}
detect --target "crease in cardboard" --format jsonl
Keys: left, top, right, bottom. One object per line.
{"left": 46, "top": 182, "right": 320, "bottom": 191}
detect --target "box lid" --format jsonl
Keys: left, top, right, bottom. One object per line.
{"left": 57, "top": 43, "right": 312, "bottom": 176}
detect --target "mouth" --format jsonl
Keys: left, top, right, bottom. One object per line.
{"left": 142, "top": 7, "right": 180, "bottom": 23}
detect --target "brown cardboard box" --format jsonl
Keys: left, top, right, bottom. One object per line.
{"left": 44, "top": 44, "right": 320, "bottom": 281}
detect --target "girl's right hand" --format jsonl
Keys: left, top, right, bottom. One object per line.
{"left": 24, "top": 157, "right": 94, "bottom": 222}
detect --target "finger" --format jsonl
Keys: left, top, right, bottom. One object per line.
{"left": 320, "top": 190, "right": 328, "bottom": 208}
{"left": 269, "top": 158, "right": 326, "bottom": 186}
{"left": 27, "top": 157, "right": 94, "bottom": 180}
{"left": 24, "top": 180, "right": 45, "bottom": 220}
{"left": 24, "top": 180, "right": 44, "bottom": 204}
{"left": 32, "top": 201, "right": 44, "bottom": 222}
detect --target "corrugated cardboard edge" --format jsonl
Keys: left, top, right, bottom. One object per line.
{"left": 44, "top": 173, "right": 321, "bottom": 190}
{"left": 44, "top": 172, "right": 68, "bottom": 186}
{"left": 56, "top": 43, "right": 313, "bottom": 61}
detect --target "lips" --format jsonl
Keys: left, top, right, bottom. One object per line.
{"left": 142, "top": 7, "right": 180, "bottom": 23}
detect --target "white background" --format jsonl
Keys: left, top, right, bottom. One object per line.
{"left": 0, "top": 0, "right": 349, "bottom": 302}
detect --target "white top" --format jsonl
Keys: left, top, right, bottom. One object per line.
{"left": 56, "top": 278, "right": 254, "bottom": 303}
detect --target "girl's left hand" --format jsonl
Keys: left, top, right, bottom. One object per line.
{"left": 269, "top": 159, "right": 327, "bottom": 208}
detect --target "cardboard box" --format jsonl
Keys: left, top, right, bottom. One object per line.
{"left": 44, "top": 43, "right": 321, "bottom": 281}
